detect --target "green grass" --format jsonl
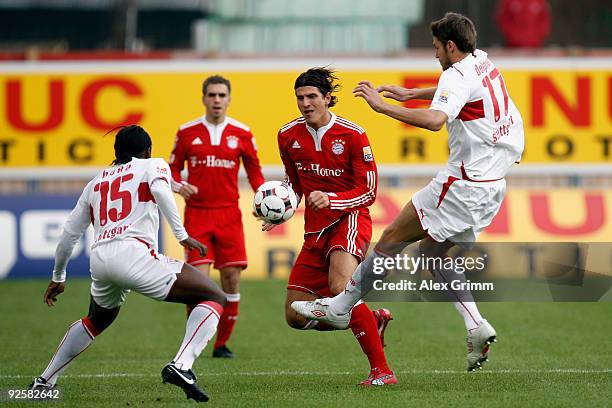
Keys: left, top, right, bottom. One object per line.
{"left": 0, "top": 279, "right": 610, "bottom": 407}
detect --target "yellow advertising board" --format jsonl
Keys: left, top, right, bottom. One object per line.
{"left": 163, "top": 187, "right": 612, "bottom": 280}
{"left": 0, "top": 61, "right": 611, "bottom": 166}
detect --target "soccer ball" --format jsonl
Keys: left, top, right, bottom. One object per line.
{"left": 253, "top": 181, "right": 298, "bottom": 224}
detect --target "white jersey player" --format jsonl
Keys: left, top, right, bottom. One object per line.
{"left": 292, "top": 12, "right": 525, "bottom": 372}
{"left": 30, "top": 125, "right": 227, "bottom": 402}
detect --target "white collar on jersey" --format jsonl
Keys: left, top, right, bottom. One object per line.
{"left": 305, "top": 111, "right": 336, "bottom": 152}
{"left": 201, "top": 116, "right": 229, "bottom": 146}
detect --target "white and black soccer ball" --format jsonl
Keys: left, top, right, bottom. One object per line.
{"left": 253, "top": 180, "right": 298, "bottom": 224}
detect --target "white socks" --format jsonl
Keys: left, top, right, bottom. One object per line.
{"left": 173, "top": 301, "right": 222, "bottom": 370}
{"left": 431, "top": 265, "right": 483, "bottom": 331}
{"left": 329, "top": 253, "right": 379, "bottom": 316}
{"left": 328, "top": 249, "right": 484, "bottom": 332}
{"left": 41, "top": 319, "right": 95, "bottom": 385}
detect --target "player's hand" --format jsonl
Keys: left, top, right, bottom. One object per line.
{"left": 261, "top": 221, "right": 277, "bottom": 232}
{"left": 180, "top": 237, "right": 207, "bottom": 257}
{"left": 377, "top": 85, "right": 418, "bottom": 101}
{"left": 178, "top": 182, "right": 199, "bottom": 199}
{"left": 307, "top": 191, "right": 330, "bottom": 211}
{"left": 353, "top": 81, "right": 387, "bottom": 113}
{"left": 44, "top": 281, "right": 65, "bottom": 307}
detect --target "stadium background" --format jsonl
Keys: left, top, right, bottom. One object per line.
{"left": 1, "top": 0, "right": 611, "bottom": 280}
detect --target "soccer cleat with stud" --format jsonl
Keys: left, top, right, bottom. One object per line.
{"left": 466, "top": 319, "right": 497, "bottom": 372}
{"left": 373, "top": 308, "right": 393, "bottom": 347}
{"left": 291, "top": 298, "right": 350, "bottom": 329}
{"left": 29, "top": 377, "right": 54, "bottom": 390}
{"left": 212, "top": 345, "right": 234, "bottom": 359}
{"left": 161, "top": 362, "right": 209, "bottom": 402}
{"left": 358, "top": 368, "right": 398, "bottom": 386}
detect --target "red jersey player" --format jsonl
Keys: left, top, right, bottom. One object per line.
{"left": 169, "top": 75, "right": 264, "bottom": 359}
{"left": 30, "top": 125, "right": 227, "bottom": 402}
{"left": 268, "top": 68, "right": 396, "bottom": 386}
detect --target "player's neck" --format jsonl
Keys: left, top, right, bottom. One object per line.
{"left": 205, "top": 114, "right": 226, "bottom": 125}
{"left": 450, "top": 51, "right": 470, "bottom": 65}
{"left": 306, "top": 111, "right": 332, "bottom": 131}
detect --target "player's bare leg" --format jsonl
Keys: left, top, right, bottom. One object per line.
{"left": 32, "top": 297, "right": 119, "bottom": 389}
{"left": 293, "top": 201, "right": 426, "bottom": 320}
{"left": 285, "top": 289, "right": 336, "bottom": 331}
{"left": 162, "top": 262, "right": 226, "bottom": 402}
{"left": 212, "top": 265, "right": 242, "bottom": 358}
{"left": 184, "top": 263, "right": 213, "bottom": 315}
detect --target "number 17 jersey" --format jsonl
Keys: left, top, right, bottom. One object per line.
{"left": 430, "top": 49, "right": 525, "bottom": 181}
{"left": 68, "top": 158, "right": 172, "bottom": 251}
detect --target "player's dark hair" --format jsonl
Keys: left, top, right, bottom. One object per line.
{"left": 430, "top": 12, "right": 477, "bottom": 53}
{"left": 294, "top": 67, "right": 340, "bottom": 107}
{"left": 202, "top": 75, "right": 231, "bottom": 95}
{"left": 111, "top": 125, "right": 152, "bottom": 165}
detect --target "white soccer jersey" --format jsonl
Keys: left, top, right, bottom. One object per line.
{"left": 62, "top": 158, "right": 186, "bottom": 253}
{"left": 430, "top": 49, "right": 524, "bottom": 180}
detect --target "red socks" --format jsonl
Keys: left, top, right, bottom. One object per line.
{"left": 213, "top": 296, "right": 239, "bottom": 349}
{"left": 349, "top": 303, "right": 391, "bottom": 373}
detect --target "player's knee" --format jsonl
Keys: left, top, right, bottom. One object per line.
{"left": 209, "top": 290, "right": 227, "bottom": 308}
{"left": 328, "top": 281, "right": 345, "bottom": 296}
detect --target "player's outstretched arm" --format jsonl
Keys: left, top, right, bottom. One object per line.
{"left": 377, "top": 85, "right": 437, "bottom": 101}
{"left": 354, "top": 81, "right": 447, "bottom": 131}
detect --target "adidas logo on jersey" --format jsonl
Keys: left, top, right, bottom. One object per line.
{"left": 192, "top": 137, "right": 203, "bottom": 145}
{"left": 292, "top": 141, "right": 301, "bottom": 149}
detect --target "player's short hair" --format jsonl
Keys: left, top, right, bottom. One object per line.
{"left": 112, "top": 125, "right": 152, "bottom": 165}
{"left": 294, "top": 67, "right": 340, "bottom": 107}
{"left": 430, "top": 12, "right": 477, "bottom": 53}
{"left": 202, "top": 75, "right": 231, "bottom": 95}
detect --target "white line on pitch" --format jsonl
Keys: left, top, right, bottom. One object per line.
{"left": 2, "top": 368, "right": 611, "bottom": 379}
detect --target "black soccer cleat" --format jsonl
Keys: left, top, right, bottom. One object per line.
{"left": 161, "top": 362, "right": 209, "bottom": 403}
{"left": 212, "top": 345, "right": 234, "bottom": 359}
{"left": 29, "top": 376, "right": 55, "bottom": 390}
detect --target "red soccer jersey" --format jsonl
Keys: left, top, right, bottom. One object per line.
{"left": 278, "top": 113, "right": 378, "bottom": 233}
{"left": 169, "top": 116, "right": 264, "bottom": 208}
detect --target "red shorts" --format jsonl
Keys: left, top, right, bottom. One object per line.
{"left": 288, "top": 210, "right": 372, "bottom": 297}
{"left": 184, "top": 205, "right": 247, "bottom": 270}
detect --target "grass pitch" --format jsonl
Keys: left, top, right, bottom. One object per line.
{"left": 0, "top": 279, "right": 610, "bottom": 407}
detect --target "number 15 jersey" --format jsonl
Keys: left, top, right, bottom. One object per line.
{"left": 430, "top": 49, "right": 525, "bottom": 181}
{"left": 66, "top": 158, "right": 178, "bottom": 251}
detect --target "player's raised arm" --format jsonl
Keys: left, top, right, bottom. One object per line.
{"left": 377, "top": 85, "right": 437, "bottom": 101}
{"left": 353, "top": 81, "right": 448, "bottom": 131}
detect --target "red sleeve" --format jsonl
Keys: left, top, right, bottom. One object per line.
{"left": 241, "top": 131, "right": 265, "bottom": 191}
{"left": 168, "top": 130, "right": 186, "bottom": 192}
{"left": 278, "top": 131, "right": 303, "bottom": 202}
{"left": 328, "top": 132, "right": 377, "bottom": 211}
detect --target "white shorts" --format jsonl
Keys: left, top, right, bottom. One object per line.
{"left": 412, "top": 171, "right": 506, "bottom": 245}
{"left": 89, "top": 238, "right": 184, "bottom": 309}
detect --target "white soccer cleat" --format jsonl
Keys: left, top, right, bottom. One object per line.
{"left": 466, "top": 319, "right": 497, "bottom": 372}
{"left": 291, "top": 298, "right": 351, "bottom": 329}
